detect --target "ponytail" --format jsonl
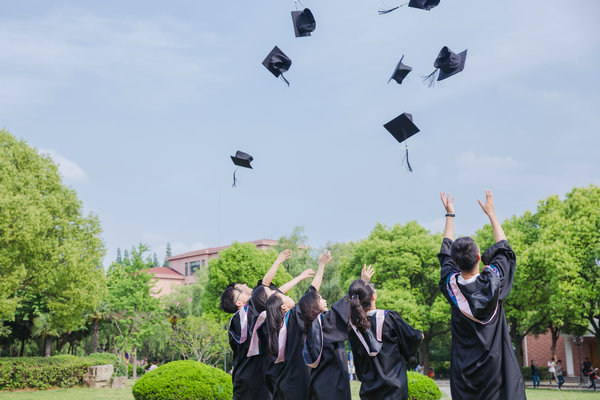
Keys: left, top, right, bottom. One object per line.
{"left": 347, "top": 279, "right": 374, "bottom": 332}
{"left": 266, "top": 294, "right": 285, "bottom": 358}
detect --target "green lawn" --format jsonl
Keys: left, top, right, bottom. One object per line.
{"left": 2, "top": 380, "right": 599, "bottom": 400}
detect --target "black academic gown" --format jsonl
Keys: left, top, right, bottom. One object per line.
{"left": 229, "top": 280, "right": 276, "bottom": 400}
{"left": 265, "top": 303, "right": 310, "bottom": 400}
{"left": 348, "top": 310, "right": 423, "bottom": 400}
{"left": 438, "top": 239, "right": 526, "bottom": 400}
{"left": 302, "top": 288, "right": 352, "bottom": 400}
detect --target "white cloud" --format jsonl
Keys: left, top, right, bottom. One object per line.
{"left": 38, "top": 148, "right": 87, "bottom": 183}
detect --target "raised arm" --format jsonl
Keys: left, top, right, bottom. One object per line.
{"left": 262, "top": 249, "right": 292, "bottom": 287}
{"left": 361, "top": 264, "right": 374, "bottom": 283}
{"left": 478, "top": 190, "right": 506, "bottom": 243}
{"left": 440, "top": 192, "right": 455, "bottom": 241}
{"left": 310, "top": 250, "right": 332, "bottom": 292}
{"left": 279, "top": 269, "right": 315, "bottom": 294}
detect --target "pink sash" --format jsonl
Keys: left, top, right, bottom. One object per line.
{"left": 247, "top": 311, "right": 267, "bottom": 357}
{"left": 349, "top": 310, "right": 386, "bottom": 356}
{"left": 274, "top": 311, "right": 289, "bottom": 364}
{"left": 448, "top": 267, "right": 499, "bottom": 325}
{"left": 228, "top": 305, "right": 248, "bottom": 344}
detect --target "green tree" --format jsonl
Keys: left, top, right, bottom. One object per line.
{"left": 0, "top": 129, "right": 106, "bottom": 339}
{"left": 170, "top": 315, "right": 229, "bottom": 366}
{"left": 201, "top": 242, "right": 293, "bottom": 318}
{"left": 31, "top": 313, "right": 61, "bottom": 357}
{"left": 163, "top": 242, "right": 172, "bottom": 267}
{"left": 340, "top": 222, "right": 449, "bottom": 368}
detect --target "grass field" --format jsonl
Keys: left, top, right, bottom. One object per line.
{"left": 2, "top": 380, "right": 598, "bottom": 399}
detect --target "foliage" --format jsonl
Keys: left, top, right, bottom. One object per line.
{"left": 0, "top": 129, "right": 106, "bottom": 337}
{"left": 406, "top": 371, "right": 441, "bottom": 400}
{"left": 201, "top": 242, "right": 293, "bottom": 318}
{"left": 0, "top": 355, "right": 116, "bottom": 390}
{"left": 131, "top": 360, "right": 233, "bottom": 400}
{"left": 170, "top": 315, "right": 229, "bottom": 366}
{"left": 339, "top": 221, "right": 449, "bottom": 367}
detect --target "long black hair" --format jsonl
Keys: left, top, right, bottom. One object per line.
{"left": 266, "top": 294, "right": 285, "bottom": 358}
{"left": 347, "top": 279, "right": 374, "bottom": 332}
{"left": 251, "top": 285, "right": 270, "bottom": 313}
{"left": 298, "top": 290, "right": 322, "bottom": 334}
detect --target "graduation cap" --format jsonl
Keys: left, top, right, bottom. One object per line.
{"left": 262, "top": 46, "right": 292, "bottom": 86}
{"left": 379, "top": 0, "right": 440, "bottom": 14}
{"left": 388, "top": 55, "right": 412, "bottom": 84}
{"left": 423, "top": 46, "right": 467, "bottom": 87}
{"left": 383, "top": 113, "right": 420, "bottom": 172}
{"left": 230, "top": 151, "right": 253, "bottom": 187}
{"left": 291, "top": 8, "right": 316, "bottom": 37}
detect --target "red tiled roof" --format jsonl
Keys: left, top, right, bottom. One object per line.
{"left": 146, "top": 267, "right": 184, "bottom": 277}
{"left": 167, "top": 239, "right": 280, "bottom": 261}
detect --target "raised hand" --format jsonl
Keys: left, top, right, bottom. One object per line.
{"left": 276, "top": 249, "right": 293, "bottom": 264}
{"left": 361, "top": 264, "right": 375, "bottom": 283}
{"left": 440, "top": 192, "right": 455, "bottom": 214}
{"left": 477, "top": 189, "right": 495, "bottom": 217}
{"left": 299, "top": 269, "right": 315, "bottom": 280}
{"left": 318, "top": 250, "right": 333, "bottom": 267}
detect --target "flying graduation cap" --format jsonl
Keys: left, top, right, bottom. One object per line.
{"left": 262, "top": 46, "right": 292, "bottom": 86}
{"left": 423, "top": 46, "right": 468, "bottom": 87}
{"left": 379, "top": 0, "right": 440, "bottom": 15}
{"left": 291, "top": 8, "right": 316, "bottom": 37}
{"left": 230, "top": 151, "right": 253, "bottom": 187}
{"left": 388, "top": 55, "right": 412, "bottom": 84}
{"left": 383, "top": 113, "right": 420, "bottom": 172}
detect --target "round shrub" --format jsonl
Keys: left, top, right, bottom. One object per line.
{"left": 132, "top": 360, "right": 232, "bottom": 400}
{"left": 407, "top": 371, "right": 442, "bottom": 400}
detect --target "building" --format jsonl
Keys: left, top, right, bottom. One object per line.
{"left": 145, "top": 239, "right": 280, "bottom": 297}
{"left": 522, "top": 331, "right": 598, "bottom": 377}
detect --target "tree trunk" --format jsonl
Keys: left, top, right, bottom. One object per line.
{"left": 92, "top": 321, "right": 99, "bottom": 353}
{"left": 133, "top": 345, "right": 138, "bottom": 380}
{"left": 45, "top": 336, "right": 52, "bottom": 357}
{"left": 549, "top": 325, "right": 560, "bottom": 360}
{"left": 19, "top": 338, "right": 25, "bottom": 357}
{"left": 422, "top": 335, "right": 432, "bottom": 371}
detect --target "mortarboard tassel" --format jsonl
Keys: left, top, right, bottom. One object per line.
{"left": 422, "top": 69, "right": 438, "bottom": 88}
{"left": 403, "top": 146, "right": 413, "bottom": 172}
{"left": 232, "top": 168, "right": 239, "bottom": 187}
{"left": 378, "top": 6, "right": 400, "bottom": 14}
{"left": 280, "top": 73, "right": 290, "bottom": 87}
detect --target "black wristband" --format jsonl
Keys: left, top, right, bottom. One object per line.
{"left": 445, "top": 213, "right": 455, "bottom": 217}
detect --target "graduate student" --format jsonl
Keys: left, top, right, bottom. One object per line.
{"left": 438, "top": 190, "right": 526, "bottom": 400}
{"left": 264, "top": 250, "right": 333, "bottom": 400}
{"left": 220, "top": 249, "right": 314, "bottom": 400}
{"left": 298, "top": 259, "right": 370, "bottom": 399}
{"left": 347, "top": 269, "right": 423, "bottom": 400}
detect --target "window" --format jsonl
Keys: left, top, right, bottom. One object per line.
{"left": 185, "top": 262, "right": 188, "bottom": 276}
{"left": 189, "top": 261, "right": 201, "bottom": 275}
{"left": 201, "top": 259, "right": 206, "bottom": 266}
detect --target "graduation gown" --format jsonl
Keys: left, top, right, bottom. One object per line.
{"left": 229, "top": 280, "right": 276, "bottom": 400}
{"left": 438, "top": 239, "right": 526, "bottom": 400}
{"left": 348, "top": 310, "right": 423, "bottom": 400}
{"left": 302, "top": 288, "right": 352, "bottom": 400}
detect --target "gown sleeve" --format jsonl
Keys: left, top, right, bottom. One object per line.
{"left": 320, "top": 296, "right": 351, "bottom": 342}
{"left": 481, "top": 240, "right": 516, "bottom": 300}
{"left": 438, "top": 238, "right": 460, "bottom": 300}
{"left": 386, "top": 311, "right": 423, "bottom": 361}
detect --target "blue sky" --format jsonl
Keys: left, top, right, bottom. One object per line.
{"left": 1, "top": 0, "right": 599, "bottom": 266}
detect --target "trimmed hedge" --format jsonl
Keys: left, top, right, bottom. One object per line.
{"left": 0, "top": 354, "right": 118, "bottom": 390}
{"left": 407, "top": 371, "right": 442, "bottom": 400}
{"left": 132, "top": 360, "right": 232, "bottom": 400}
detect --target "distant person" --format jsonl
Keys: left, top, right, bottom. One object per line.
{"left": 583, "top": 357, "right": 592, "bottom": 377}
{"left": 531, "top": 361, "right": 540, "bottom": 388}
{"left": 438, "top": 190, "right": 526, "bottom": 400}
{"left": 415, "top": 362, "right": 425, "bottom": 375}
{"left": 548, "top": 359, "right": 557, "bottom": 384}
{"left": 428, "top": 368, "right": 435, "bottom": 379}
{"left": 147, "top": 362, "right": 158, "bottom": 372}
{"left": 588, "top": 367, "right": 598, "bottom": 391}
{"left": 556, "top": 360, "right": 564, "bottom": 389}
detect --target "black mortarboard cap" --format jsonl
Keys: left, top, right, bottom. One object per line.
{"left": 408, "top": 0, "right": 441, "bottom": 10}
{"left": 262, "top": 46, "right": 292, "bottom": 85}
{"left": 383, "top": 113, "right": 420, "bottom": 144}
{"left": 384, "top": 113, "right": 420, "bottom": 172}
{"left": 435, "top": 47, "right": 467, "bottom": 81}
{"left": 388, "top": 55, "right": 412, "bottom": 84}
{"left": 291, "top": 8, "right": 316, "bottom": 37}
{"left": 230, "top": 151, "right": 253, "bottom": 169}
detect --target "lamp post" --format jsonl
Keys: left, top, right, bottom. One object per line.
{"left": 571, "top": 335, "right": 584, "bottom": 384}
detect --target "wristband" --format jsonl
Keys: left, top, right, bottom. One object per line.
{"left": 445, "top": 213, "right": 455, "bottom": 217}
